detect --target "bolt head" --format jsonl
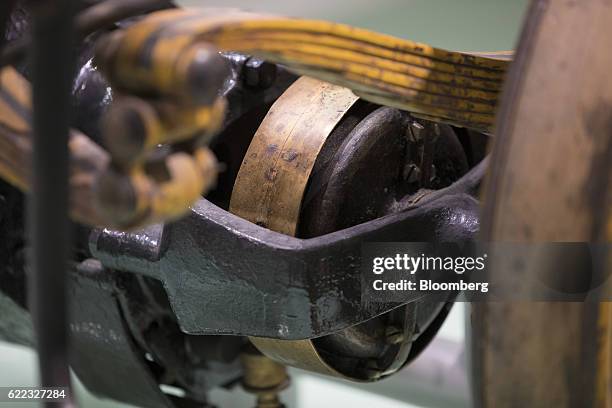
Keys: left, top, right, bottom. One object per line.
{"left": 404, "top": 163, "right": 422, "bottom": 183}
{"left": 409, "top": 121, "right": 425, "bottom": 142}
{"left": 243, "top": 57, "right": 277, "bottom": 89}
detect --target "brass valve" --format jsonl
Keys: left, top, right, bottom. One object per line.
{"left": 241, "top": 344, "right": 289, "bottom": 408}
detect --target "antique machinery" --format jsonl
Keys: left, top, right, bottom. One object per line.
{"left": 0, "top": 1, "right": 610, "bottom": 408}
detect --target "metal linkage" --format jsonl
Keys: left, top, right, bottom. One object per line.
{"left": 91, "top": 161, "right": 485, "bottom": 340}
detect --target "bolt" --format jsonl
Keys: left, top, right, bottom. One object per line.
{"left": 403, "top": 163, "right": 421, "bottom": 183}
{"left": 243, "top": 57, "right": 277, "bottom": 89}
{"left": 408, "top": 121, "right": 425, "bottom": 143}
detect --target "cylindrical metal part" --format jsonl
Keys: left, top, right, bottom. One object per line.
{"left": 27, "top": 0, "right": 75, "bottom": 406}
{"left": 241, "top": 347, "right": 289, "bottom": 408}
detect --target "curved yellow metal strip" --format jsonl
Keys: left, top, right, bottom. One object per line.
{"left": 97, "top": 8, "right": 512, "bottom": 132}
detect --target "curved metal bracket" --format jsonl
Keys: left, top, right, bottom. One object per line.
{"left": 91, "top": 162, "right": 484, "bottom": 339}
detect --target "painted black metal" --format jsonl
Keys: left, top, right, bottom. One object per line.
{"left": 242, "top": 56, "right": 277, "bottom": 89}
{"left": 220, "top": 52, "right": 297, "bottom": 129}
{"left": 27, "top": 0, "right": 75, "bottom": 403}
{"left": 91, "top": 162, "right": 482, "bottom": 340}
{"left": 70, "top": 258, "right": 243, "bottom": 407}
{"left": 70, "top": 259, "right": 175, "bottom": 408}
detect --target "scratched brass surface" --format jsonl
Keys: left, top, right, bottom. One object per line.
{"left": 229, "top": 76, "right": 358, "bottom": 235}
{"left": 229, "top": 77, "right": 358, "bottom": 378}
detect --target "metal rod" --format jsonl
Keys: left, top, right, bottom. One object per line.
{"left": 28, "top": 0, "right": 75, "bottom": 406}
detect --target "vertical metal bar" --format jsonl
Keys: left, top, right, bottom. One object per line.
{"left": 28, "top": 0, "right": 75, "bottom": 406}
{"left": 0, "top": 1, "right": 17, "bottom": 48}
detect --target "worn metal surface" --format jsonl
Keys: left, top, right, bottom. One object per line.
{"left": 96, "top": 7, "right": 508, "bottom": 132}
{"left": 473, "top": 0, "right": 612, "bottom": 407}
{"left": 230, "top": 76, "right": 359, "bottom": 235}
{"left": 0, "top": 249, "right": 246, "bottom": 408}
{"left": 70, "top": 259, "right": 245, "bottom": 407}
{"left": 91, "top": 160, "right": 483, "bottom": 339}
{"left": 69, "top": 260, "right": 175, "bottom": 408}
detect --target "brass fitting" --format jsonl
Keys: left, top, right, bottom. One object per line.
{"left": 241, "top": 345, "right": 289, "bottom": 408}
